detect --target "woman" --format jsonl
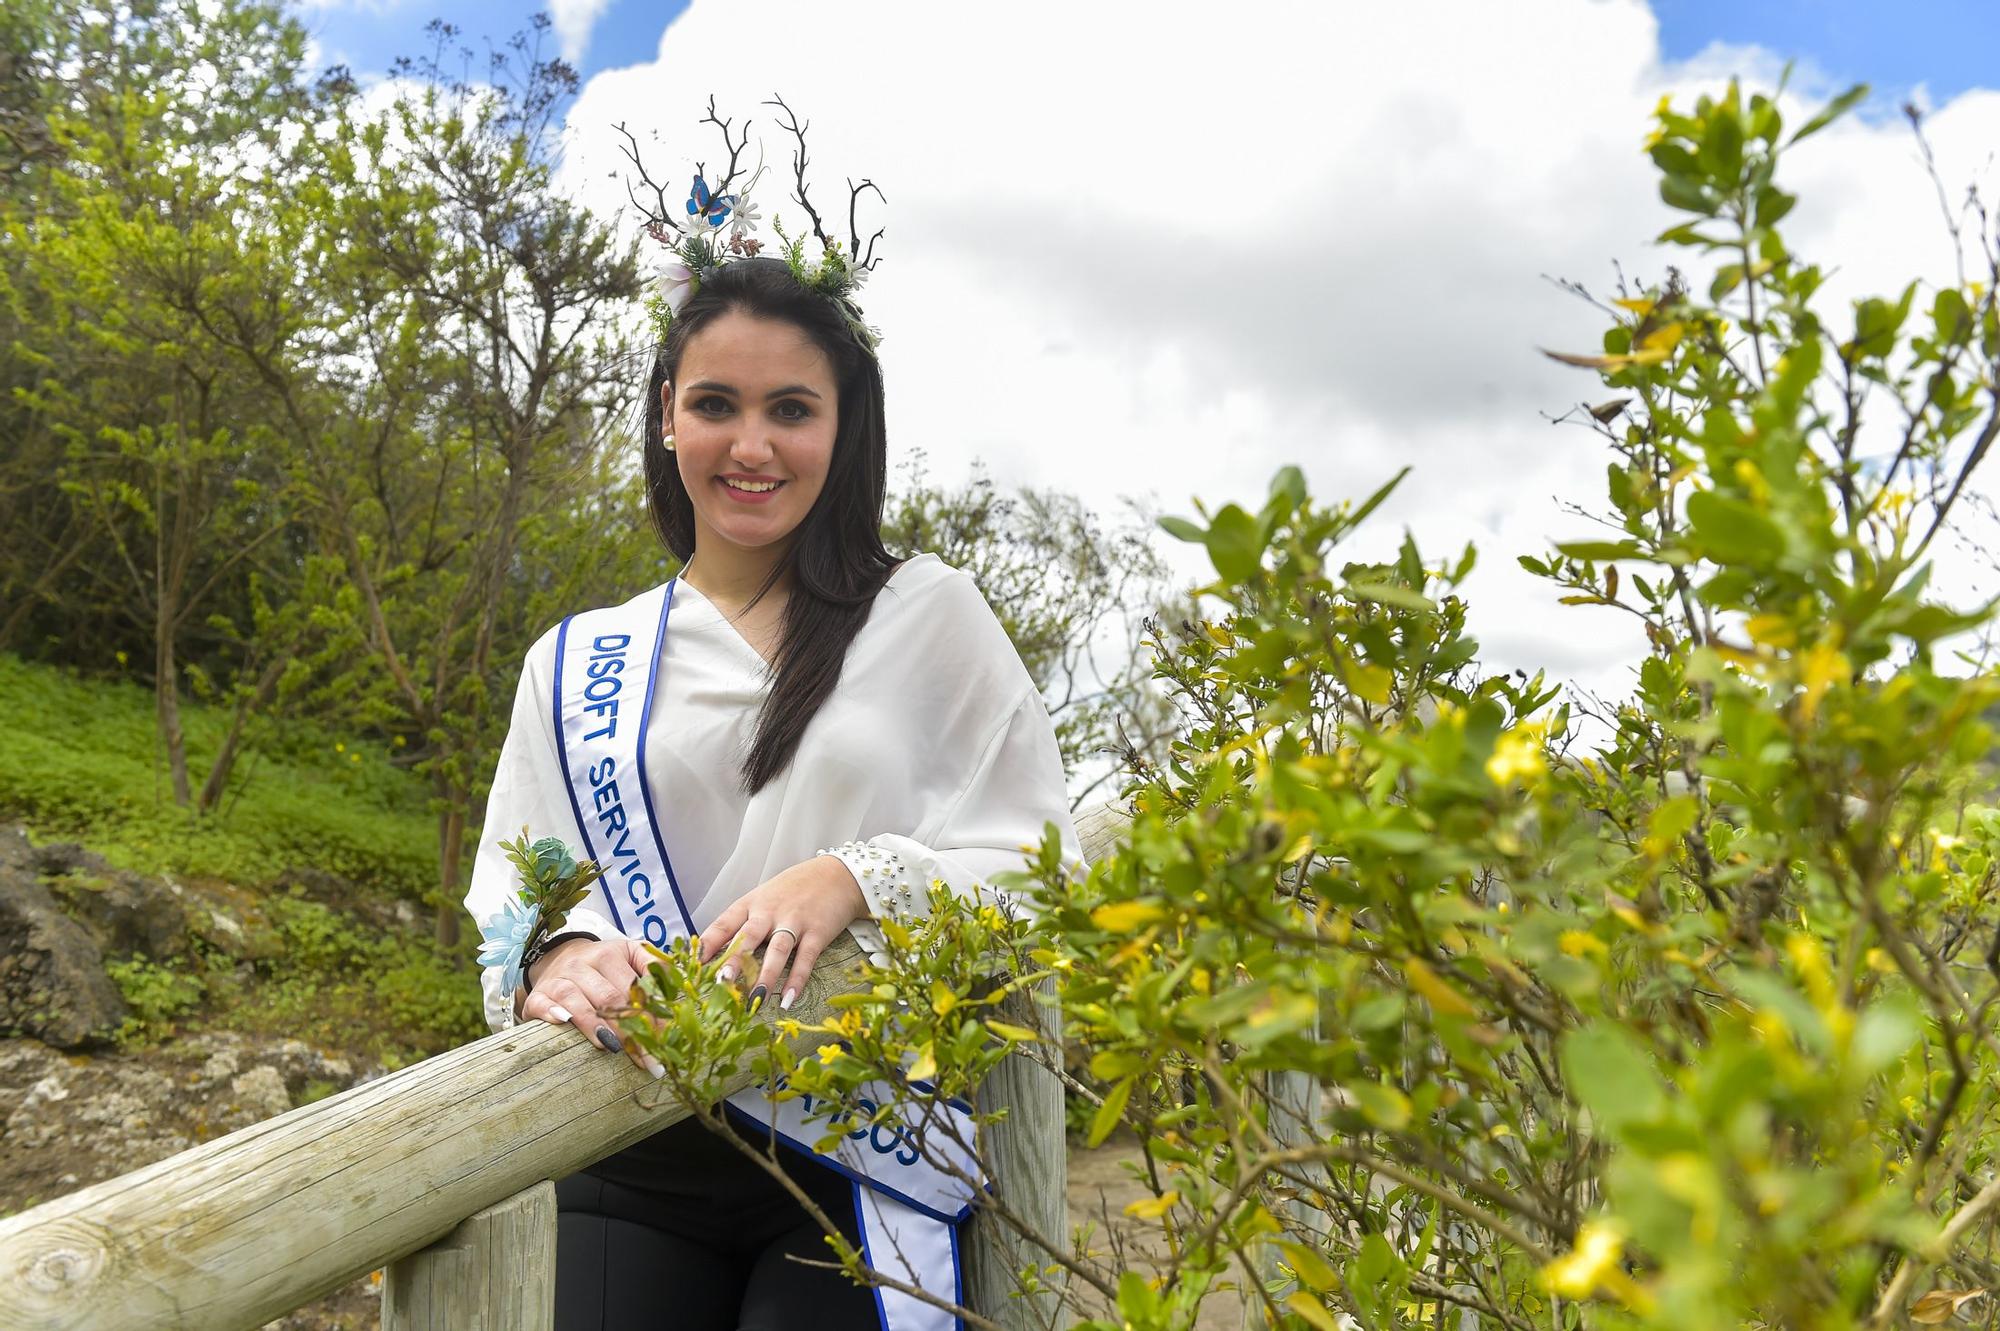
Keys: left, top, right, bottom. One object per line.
{"left": 461, "top": 254, "right": 1086, "bottom": 1331}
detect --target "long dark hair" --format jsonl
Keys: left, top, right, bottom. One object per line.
{"left": 643, "top": 256, "right": 902, "bottom": 796}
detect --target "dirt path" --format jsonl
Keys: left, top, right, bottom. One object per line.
{"left": 1067, "top": 1136, "right": 1254, "bottom": 1331}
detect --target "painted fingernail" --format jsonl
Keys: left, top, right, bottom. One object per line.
{"left": 718, "top": 965, "right": 736, "bottom": 984}
{"left": 548, "top": 1004, "right": 573, "bottom": 1024}
{"left": 643, "top": 1055, "right": 666, "bottom": 1079}
{"left": 748, "top": 984, "right": 767, "bottom": 1009}
{"left": 595, "top": 1026, "right": 623, "bottom": 1053}
{"left": 781, "top": 988, "right": 798, "bottom": 1010}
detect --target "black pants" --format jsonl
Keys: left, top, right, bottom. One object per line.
{"left": 553, "top": 1108, "right": 884, "bottom": 1331}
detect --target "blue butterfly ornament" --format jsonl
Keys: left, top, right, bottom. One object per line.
{"left": 686, "top": 174, "right": 737, "bottom": 232}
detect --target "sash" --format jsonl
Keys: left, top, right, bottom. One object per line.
{"left": 553, "top": 578, "right": 983, "bottom": 1331}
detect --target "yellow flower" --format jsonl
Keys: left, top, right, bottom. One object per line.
{"left": 1541, "top": 1220, "right": 1626, "bottom": 1298}
{"left": 1798, "top": 638, "right": 1850, "bottom": 720}
{"left": 1744, "top": 613, "right": 1796, "bottom": 649}
{"left": 816, "top": 1043, "right": 845, "bottom": 1066}
{"left": 335, "top": 742, "right": 345, "bottom": 753}
{"left": 1485, "top": 726, "right": 1547, "bottom": 787}
{"left": 776, "top": 1018, "right": 803, "bottom": 1039}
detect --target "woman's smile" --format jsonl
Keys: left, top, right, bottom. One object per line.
{"left": 717, "top": 475, "right": 787, "bottom": 503}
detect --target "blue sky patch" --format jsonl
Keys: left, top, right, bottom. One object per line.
{"left": 1653, "top": 0, "right": 1997, "bottom": 104}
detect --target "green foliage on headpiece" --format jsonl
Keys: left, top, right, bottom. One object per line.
{"left": 625, "top": 95, "right": 885, "bottom": 354}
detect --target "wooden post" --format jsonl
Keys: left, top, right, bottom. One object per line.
{"left": 383, "top": 1181, "right": 556, "bottom": 1331}
{"left": 962, "top": 979, "right": 1067, "bottom": 1331}
{"left": 959, "top": 800, "right": 1130, "bottom": 1329}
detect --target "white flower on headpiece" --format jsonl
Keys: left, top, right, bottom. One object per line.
{"left": 655, "top": 260, "right": 696, "bottom": 316}
{"left": 728, "top": 145, "right": 768, "bottom": 241}
{"left": 847, "top": 260, "right": 872, "bottom": 291}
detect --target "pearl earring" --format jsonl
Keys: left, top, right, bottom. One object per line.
{"left": 662, "top": 432, "right": 676, "bottom": 452}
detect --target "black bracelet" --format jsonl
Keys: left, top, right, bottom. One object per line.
{"left": 520, "top": 931, "right": 600, "bottom": 995}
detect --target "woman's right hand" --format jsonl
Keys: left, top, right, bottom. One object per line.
{"left": 517, "top": 937, "right": 665, "bottom": 1077}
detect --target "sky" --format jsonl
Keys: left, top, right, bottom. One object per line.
{"left": 288, "top": 0, "right": 2000, "bottom": 737}
{"left": 294, "top": 0, "right": 2000, "bottom": 106}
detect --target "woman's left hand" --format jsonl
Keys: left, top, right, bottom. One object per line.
{"left": 697, "top": 855, "right": 867, "bottom": 1012}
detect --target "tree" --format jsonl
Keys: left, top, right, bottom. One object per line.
{"left": 882, "top": 449, "right": 1187, "bottom": 806}
{"left": 298, "top": 19, "right": 655, "bottom": 943}
{"left": 2, "top": 0, "right": 320, "bottom": 805}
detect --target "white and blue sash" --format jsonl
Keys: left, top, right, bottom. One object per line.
{"left": 553, "top": 578, "right": 983, "bottom": 1331}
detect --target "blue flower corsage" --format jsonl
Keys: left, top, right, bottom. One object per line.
{"left": 478, "top": 830, "right": 603, "bottom": 999}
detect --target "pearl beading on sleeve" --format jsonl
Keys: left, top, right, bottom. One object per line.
{"left": 818, "top": 839, "right": 922, "bottom": 919}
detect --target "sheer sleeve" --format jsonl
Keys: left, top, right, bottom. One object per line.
{"left": 462, "top": 627, "right": 621, "bottom": 1032}
{"left": 827, "top": 680, "right": 1088, "bottom": 967}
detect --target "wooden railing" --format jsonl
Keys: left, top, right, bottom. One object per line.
{"left": 0, "top": 805, "right": 1130, "bottom": 1331}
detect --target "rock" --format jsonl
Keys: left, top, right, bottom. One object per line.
{"left": 221, "top": 1065, "right": 292, "bottom": 1130}
{"left": 11, "top": 829, "right": 191, "bottom": 961}
{"left": 263, "top": 1040, "right": 354, "bottom": 1098}
{"left": 0, "top": 1038, "right": 196, "bottom": 1192}
{"left": 4, "top": 1071, "right": 78, "bottom": 1152}
{"left": 0, "top": 877, "right": 126, "bottom": 1047}
{"left": 200, "top": 908, "right": 247, "bottom": 954}
{"left": 176, "top": 1032, "right": 362, "bottom": 1104}
{"left": 263, "top": 864, "right": 404, "bottom": 937}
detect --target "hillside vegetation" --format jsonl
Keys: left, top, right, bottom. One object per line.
{"left": 0, "top": 651, "right": 482, "bottom": 1065}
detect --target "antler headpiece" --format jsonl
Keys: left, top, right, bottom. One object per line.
{"left": 616, "top": 94, "right": 886, "bottom": 352}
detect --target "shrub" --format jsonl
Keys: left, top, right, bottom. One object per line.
{"left": 105, "top": 956, "right": 207, "bottom": 1047}
{"left": 620, "top": 80, "right": 2000, "bottom": 1331}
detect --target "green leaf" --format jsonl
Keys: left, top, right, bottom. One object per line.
{"left": 1348, "top": 465, "right": 1411, "bottom": 529}
{"left": 1660, "top": 173, "right": 1720, "bottom": 216}
{"left": 1700, "top": 107, "right": 1744, "bottom": 177}
{"left": 1345, "top": 581, "right": 1436, "bottom": 612}
{"left": 1089, "top": 1075, "right": 1135, "bottom": 1147}
{"left": 1158, "top": 514, "right": 1205, "bottom": 543}
{"left": 1277, "top": 1240, "right": 1342, "bottom": 1293}
{"left": 1561, "top": 1024, "right": 1665, "bottom": 1133}
{"left": 1116, "top": 1270, "right": 1160, "bottom": 1322}
{"left": 1851, "top": 996, "right": 1920, "bottom": 1077}
{"left": 1686, "top": 490, "right": 1786, "bottom": 563}
{"left": 1555, "top": 539, "right": 1645, "bottom": 561}
{"left": 1203, "top": 505, "right": 1265, "bottom": 582}
{"left": 1787, "top": 82, "right": 1869, "bottom": 146}
{"left": 1754, "top": 187, "right": 1797, "bottom": 230}
{"left": 1268, "top": 465, "right": 1307, "bottom": 508}
{"left": 1284, "top": 1292, "right": 1345, "bottom": 1331}
{"left": 1356, "top": 1232, "right": 1398, "bottom": 1285}
{"left": 1090, "top": 1048, "right": 1146, "bottom": 1080}
{"left": 1346, "top": 1080, "right": 1412, "bottom": 1130}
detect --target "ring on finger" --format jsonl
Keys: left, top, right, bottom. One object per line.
{"left": 768, "top": 926, "right": 800, "bottom": 950}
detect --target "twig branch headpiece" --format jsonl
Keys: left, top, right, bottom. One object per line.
{"left": 615, "top": 93, "right": 885, "bottom": 352}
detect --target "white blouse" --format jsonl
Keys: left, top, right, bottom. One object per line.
{"left": 462, "top": 552, "right": 1088, "bottom": 1032}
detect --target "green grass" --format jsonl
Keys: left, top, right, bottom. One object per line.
{"left": 0, "top": 652, "right": 488, "bottom": 1063}
{"left": 0, "top": 652, "right": 435, "bottom": 897}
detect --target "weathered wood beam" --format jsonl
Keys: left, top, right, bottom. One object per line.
{"left": 0, "top": 938, "right": 871, "bottom": 1331}
{"left": 0, "top": 801, "right": 1133, "bottom": 1331}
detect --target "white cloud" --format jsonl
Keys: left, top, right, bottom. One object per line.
{"left": 550, "top": 0, "right": 612, "bottom": 63}
{"left": 552, "top": 0, "right": 2000, "bottom": 732}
